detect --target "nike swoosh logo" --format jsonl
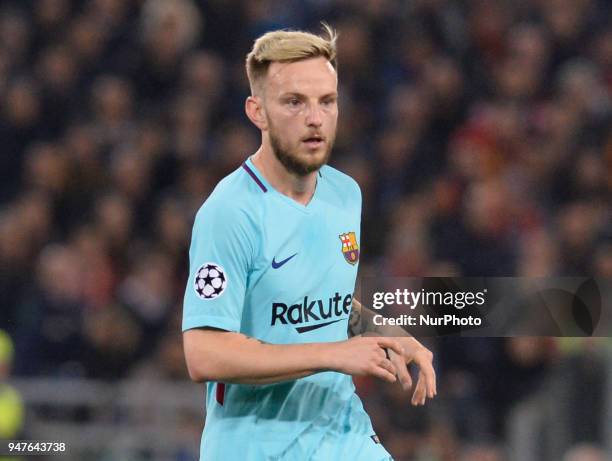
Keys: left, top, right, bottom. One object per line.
{"left": 271, "top": 253, "right": 298, "bottom": 269}
{"left": 295, "top": 318, "right": 345, "bottom": 334}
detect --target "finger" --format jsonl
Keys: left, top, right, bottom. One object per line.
{"left": 414, "top": 351, "right": 437, "bottom": 397}
{"left": 389, "top": 350, "right": 412, "bottom": 390}
{"left": 411, "top": 374, "right": 427, "bottom": 406}
{"left": 376, "top": 338, "right": 404, "bottom": 357}
{"left": 418, "top": 359, "right": 437, "bottom": 398}
{"left": 419, "top": 376, "right": 428, "bottom": 405}
{"left": 371, "top": 365, "right": 397, "bottom": 384}
{"left": 378, "top": 358, "right": 396, "bottom": 377}
{"left": 429, "top": 368, "right": 437, "bottom": 398}
{"left": 411, "top": 380, "right": 424, "bottom": 406}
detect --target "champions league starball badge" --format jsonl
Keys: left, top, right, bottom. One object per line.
{"left": 194, "top": 263, "right": 227, "bottom": 300}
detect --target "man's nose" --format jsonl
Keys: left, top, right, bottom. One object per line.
{"left": 305, "top": 104, "right": 323, "bottom": 127}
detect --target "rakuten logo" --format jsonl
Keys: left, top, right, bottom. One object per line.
{"left": 271, "top": 293, "right": 353, "bottom": 333}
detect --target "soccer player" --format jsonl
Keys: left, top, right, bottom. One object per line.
{"left": 182, "top": 25, "right": 436, "bottom": 461}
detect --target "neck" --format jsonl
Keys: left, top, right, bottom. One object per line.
{"left": 251, "top": 144, "right": 318, "bottom": 206}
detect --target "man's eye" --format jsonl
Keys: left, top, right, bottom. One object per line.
{"left": 287, "top": 99, "right": 301, "bottom": 106}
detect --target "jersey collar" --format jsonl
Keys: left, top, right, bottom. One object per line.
{"left": 243, "top": 156, "right": 321, "bottom": 213}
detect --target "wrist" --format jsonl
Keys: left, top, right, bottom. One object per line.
{"left": 319, "top": 342, "right": 341, "bottom": 372}
{"left": 398, "top": 336, "right": 421, "bottom": 352}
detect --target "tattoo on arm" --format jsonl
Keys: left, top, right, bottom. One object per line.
{"left": 348, "top": 303, "right": 363, "bottom": 337}
{"left": 349, "top": 298, "right": 411, "bottom": 337}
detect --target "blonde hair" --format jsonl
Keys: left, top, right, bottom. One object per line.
{"left": 246, "top": 23, "right": 338, "bottom": 95}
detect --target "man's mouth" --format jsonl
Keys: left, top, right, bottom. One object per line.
{"left": 302, "top": 135, "right": 325, "bottom": 148}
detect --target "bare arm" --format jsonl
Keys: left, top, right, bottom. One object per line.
{"left": 183, "top": 327, "right": 405, "bottom": 385}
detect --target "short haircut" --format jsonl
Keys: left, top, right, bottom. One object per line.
{"left": 245, "top": 23, "right": 338, "bottom": 96}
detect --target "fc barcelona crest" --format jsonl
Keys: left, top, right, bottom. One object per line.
{"left": 339, "top": 232, "right": 360, "bottom": 265}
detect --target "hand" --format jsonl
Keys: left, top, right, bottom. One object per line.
{"left": 330, "top": 336, "right": 405, "bottom": 383}
{"left": 388, "top": 338, "right": 436, "bottom": 406}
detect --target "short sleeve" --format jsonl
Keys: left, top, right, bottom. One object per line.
{"left": 182, "top": 201, "right": 255, "bottom": 332}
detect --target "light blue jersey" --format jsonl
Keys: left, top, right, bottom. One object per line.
{"left": 183, "top": 157, "right": 392, "bottom": 461}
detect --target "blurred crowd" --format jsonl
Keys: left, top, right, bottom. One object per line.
{"left": 0, "top": 0, "right": 611, "bottom": 460}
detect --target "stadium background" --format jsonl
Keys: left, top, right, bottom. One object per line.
{"left": 0, "top": 0, "right": 611, "bottom": 460}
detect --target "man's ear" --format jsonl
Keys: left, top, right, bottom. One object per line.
{"left": 245, "top": 96, "right": 268, "bottom": 131}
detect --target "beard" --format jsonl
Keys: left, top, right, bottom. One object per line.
{"left": 268, "top": 119, "right": 335, "bottom": 177}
